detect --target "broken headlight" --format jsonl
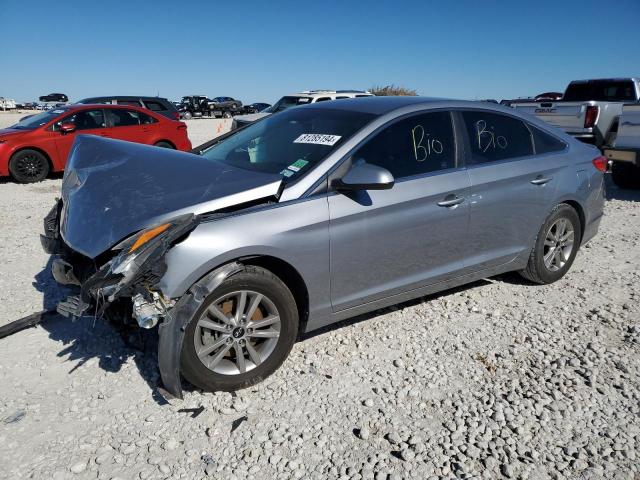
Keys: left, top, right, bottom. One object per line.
{"left": 109, "top": 213, "right": 200, "bottom": 284}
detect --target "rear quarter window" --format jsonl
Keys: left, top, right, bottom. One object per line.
{"left": 529, "top": 125, "right": 566, "bottom": 154}
{"left": 461, "top": 111, "right": 534, "bottom": 165}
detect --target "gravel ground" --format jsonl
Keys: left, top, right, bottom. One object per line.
{"left": 0, "top": 138, "right": 639, "bottom": 478}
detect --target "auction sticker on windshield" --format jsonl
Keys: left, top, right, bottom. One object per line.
{"left": 293, "top": 134, "right": 342, "bottom": 146}
{"left": 287, "top": 159, "right": 308, "bottom": 172}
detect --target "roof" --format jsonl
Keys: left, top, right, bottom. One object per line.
{"left": 569, "top": 78, "right": 639, "bottom": 84}
{"left": 79, "top": 95, "right": 170, "bottom": 102}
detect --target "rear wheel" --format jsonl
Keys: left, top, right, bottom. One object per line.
{"left": 222, "top": 111, "right": 232, "bottom": 119}
{"left": 519, "top": 204, "right": 581, "bottom": 284}
{"left": 154, "top": 141, "right": 174, "bottom": 149}
{"left": 180, "top": 266, "right": 298, "bottom": 392}
{"left": 611, "top": 161, "right": 640, "bottom": 189}
{"left": 9, "top": 149, "right": 50, "bottom": 183}
{"left": 183, "top": 111, "right": 192, "bottom": 120}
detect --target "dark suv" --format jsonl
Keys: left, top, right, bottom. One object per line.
{"left": 76, "top": 96, "right": 180, "bottom": 121}
{"left": 39, "top": 93, "right": 69, "bottom": 103}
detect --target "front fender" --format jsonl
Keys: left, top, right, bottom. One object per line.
{"left": 158, "top": 261, "right": 243, "bottom": 399}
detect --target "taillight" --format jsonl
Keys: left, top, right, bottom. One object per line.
{"left": 592, "top": 155, "right": 607, "bottom": 172}
{"left": 177, "top": 124, "right": 187, "bottom": 131}
{"left": 584, "top": 105, "right": 599, "bottom": 128}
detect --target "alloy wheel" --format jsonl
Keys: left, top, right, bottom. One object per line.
{"left": 543, "top": 218, "right": 575, "bottom": 272}
{"left": 15, "top": 154, "right": 45, "bottom": 180}
{"left": 193, "top": 290, "right": 281, "bottom": 375}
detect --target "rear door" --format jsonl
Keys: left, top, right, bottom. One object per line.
{"left": 457, "top": 110, "right": 561, "bottom": 271}
{"left": 106, "top": 108, "right": 155, "bottom": 144}
{"left": 52, "top": 108, "right": 108, "bottom": 163}
{"left": 328, "top": 110, "right": 472, "bottom": 311}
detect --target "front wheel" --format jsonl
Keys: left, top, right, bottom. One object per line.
{"left": 222, "top": 111, "right": 232, "bottom": 119}
{"left": 519, "top": 204, "right": 581, "bottom": 284}
{"left": 180, "top": 266, "right": 298, "bottom": 392}
{"left": 9, "top": 149, "right": 50, "bottom": 183}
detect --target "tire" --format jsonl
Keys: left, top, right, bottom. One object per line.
{"left": 519, "top": 204, "right": 582, "bottom": 284}
{"left": 9, "top": 149, "right": 50, "bottom": 183}
{"left": 611, "top": 161, "right": 640, "bottom": 189}
{"left": 154, "top": 141, "right": 174, "bottom": 149}
{"left": 180, "top": 265, "right": 298, "bottom": 392}
{"left": 183, "top": 111, "right": 192, "bottom": 120}
{"left": 222, "top": 111, "right": 232, "bottom": 119}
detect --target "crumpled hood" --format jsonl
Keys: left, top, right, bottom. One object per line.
{"left": 60, "top": 135, "right": 282, "bottom": 258}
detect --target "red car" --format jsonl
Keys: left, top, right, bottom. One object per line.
{"left": 0, "top": 104, "right": 192, "bottom": 183}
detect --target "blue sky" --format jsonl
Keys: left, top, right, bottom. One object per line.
{"left": 1, "top": 0, "right": 639, "bottom": 104}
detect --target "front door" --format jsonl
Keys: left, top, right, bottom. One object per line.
{"left": 328, "top": 110, "right": 471, "bottom": 312}
{"left": 53, "top": 108, "right": 108, "bottom": 164}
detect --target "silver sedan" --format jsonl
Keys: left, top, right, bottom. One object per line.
{"left": 42, "top": 96, "right": 606, "bottom": 398}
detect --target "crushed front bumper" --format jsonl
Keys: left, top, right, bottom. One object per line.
{"left": 40, "top": 200, "right": 205, "bottom": 399}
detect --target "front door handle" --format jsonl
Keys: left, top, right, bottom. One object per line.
{"left": 437, "top": 194, "right": 465, "bottom": 208}
{"left": 531, "top": 176, "right": 552, "bottom": 185}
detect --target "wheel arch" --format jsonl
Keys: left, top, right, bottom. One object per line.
{"left": 559, "top": 199, "right": 585, "bottom": 241}
{"left": 10, "top": 146, "right": 55, "bottom": 172}
{"left": 239, "top": 255, "right": 310, "bottom": 336}
{"left": 154, "top": 139, "right": 176, "bottom": 149}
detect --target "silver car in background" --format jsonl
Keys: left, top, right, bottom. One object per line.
{"left": 41, "top": 97, "right": 606, "bottom": 398}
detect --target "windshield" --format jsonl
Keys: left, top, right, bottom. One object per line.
{"left": 201, "top": 107, "right": 374, "bottom": 182}
{"left": 563, "top": 81, "right": 637, "bottom": 102}
{"left": 9, "top": 109, "right": 67, "bottom": 130}
{"left": 266, "top": 96, "right": 314, "bottom": 113}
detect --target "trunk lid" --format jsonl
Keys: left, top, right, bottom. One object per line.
{"left": 60, "top": 135, "right": 282, "bottom": 258}
{"left": 511, "top": 102, "right": 588, "bottom": 129}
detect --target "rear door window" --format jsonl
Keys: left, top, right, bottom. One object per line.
{"left": 108, "top": 109, "right": 143, "bottom": 127}
{"left": 117, "top": 100, "right": 142, "bottom": 107}
{"left": 460, "top": 111, "right": 534, "bottom": 165}
{"left": 353, "top": 111, "right": 456, "bottom": 179}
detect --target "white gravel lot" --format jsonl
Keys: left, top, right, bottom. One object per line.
{"left": 0, "top": 112, "right": 639, "bottom": 479}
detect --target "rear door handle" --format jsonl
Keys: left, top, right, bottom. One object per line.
{"left": 531, "top": 176, "right": 552, "bottom": 185}
{"left": 437, "top": 194, "right": 465, "bottom": 208}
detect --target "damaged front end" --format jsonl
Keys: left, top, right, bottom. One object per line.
{"left": 40, "top": 136, "right": 285, "bottom": 399}
{"left": 42, "top": 204, "right": 204, "bottom": 398}
{"left": 45, "top": 209, "right": 200, "bottom": 323}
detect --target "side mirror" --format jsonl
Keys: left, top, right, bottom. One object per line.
{"left": 60, "top": 122, "right": 76, "bottom": 134}
{"left": 333, "top": 161, "right": 395, "bottom": 191}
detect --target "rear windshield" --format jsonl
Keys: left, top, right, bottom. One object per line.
{"left": 267, "top": 96, "right": 314, "bottom": 113}
{"left": 9, "top": 109, "right": 67, "bottom": 130}
{"left": 563, "top": 81, "right": 637, "bottom": 102}
{"left": 200, "top": 108, "right": 374, "bottom": 183}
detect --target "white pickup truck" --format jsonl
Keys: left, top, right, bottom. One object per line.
{"left": 604, "top": 103, "right": 640, "bottom": 188}
{"left": 510, "top": 78, "right": 640, "bottom": 149}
